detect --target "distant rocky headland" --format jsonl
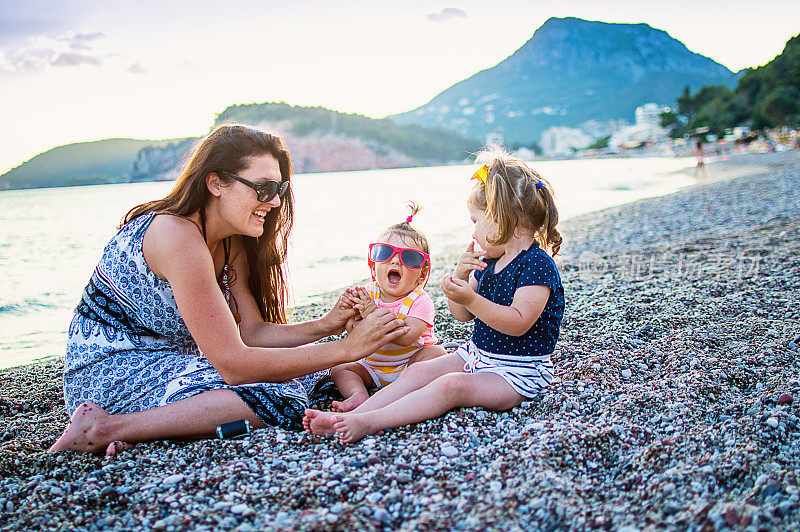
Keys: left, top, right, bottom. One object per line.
{"left": 0, "top": 104, "right": 480, "bottom": 191}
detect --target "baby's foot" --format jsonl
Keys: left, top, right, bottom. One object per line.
{"left": 303, "top": 408, "right": 338, "bottom": 436}
{"left": 333, "top": 413, "right": 375, "bottom": 444}
{"left": 331, "top": 392, "right": 369, "bottom": 412}
{"left": 48, "top": 402, "right": 114, "bottom": 454}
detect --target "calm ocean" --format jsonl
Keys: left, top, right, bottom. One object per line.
{"left": 0, "top": 157, "right": 695, "bottom": 368}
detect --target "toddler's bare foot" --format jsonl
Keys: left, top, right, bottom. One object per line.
{"left": 333, "top": 413, "right": 376, "bottom": 444}
{"left": 331, "top": 392, "right": 369, "bottom": 412}
{"left": 48, "top": 402, "right": 114, "bottom": 454}
{"left": 303, "top": 408, "right": 338, "bottom": 436}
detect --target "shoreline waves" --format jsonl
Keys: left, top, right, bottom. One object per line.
{"left": 1, "top": 151, "right": 799, "bottom": 530}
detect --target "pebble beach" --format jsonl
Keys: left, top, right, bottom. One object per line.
{"left": 1, "top": 151, "right": 799, "bottom": 531}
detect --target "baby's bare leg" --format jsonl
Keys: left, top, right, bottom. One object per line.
{"left": 331, "top": 362, "right": 373, "bottom": 412}
{"left": 334, "top": 372, "right": 525, "bottom": 443}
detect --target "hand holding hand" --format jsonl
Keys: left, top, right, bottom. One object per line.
{"left": 454, "top": 241, "right": 485, "bottom": 281}
{"left": 321, "top": 290, "right": 359, "bottom": 335}
{"left": 440, "top": 274, "right": 477, "bottom": 307}
{"left": 344, "top": 314, "right": 361, "bottom": 334}
{"left": 353, "top": 287, "right": 378, "bottom": 318}
{"left": 344, "top": 307, "right": 408, "bottom": 359}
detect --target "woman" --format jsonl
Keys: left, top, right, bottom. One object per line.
{"left": 49, "top": 124, "right": 408, "bottom": 453}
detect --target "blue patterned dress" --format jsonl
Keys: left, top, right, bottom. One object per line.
{"left": 64, "top": 212, "right": 333, "bottom": 430}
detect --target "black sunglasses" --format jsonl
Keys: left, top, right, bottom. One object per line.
{"left": 221, "top": 172, "right": 289, "bottom": 203}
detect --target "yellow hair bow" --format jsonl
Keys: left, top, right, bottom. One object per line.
{"left": 471, "top": 164, "right": 489, "bottom": 184}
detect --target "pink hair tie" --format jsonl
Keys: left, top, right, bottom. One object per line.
{"left": 406, "top": 215, "right": 413, "bottom": 223}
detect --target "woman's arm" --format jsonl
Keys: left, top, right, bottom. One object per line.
{"left": 144, "top": 217, "right": 407, "bottom": 384}
{"left": 441, "top": 275, "right": 550, "bottom": 337}
{"left": 223, "top": 244, "right": 356, "bottom": 348}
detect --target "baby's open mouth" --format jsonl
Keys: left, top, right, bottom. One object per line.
{"left": 387, "top": 269, "right": 402, "bottom": 285}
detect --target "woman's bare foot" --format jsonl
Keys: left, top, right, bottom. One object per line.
{"left": 331, "top": 391, "right": 369, "bottom": 412}
{"left": 302, "top": 409, "right": 339, "bottom": 436}
{"left": 48, "top": 402, "right": 115, "bottom": 454}
{"left": 333, "top": 413, "right": 376, "bottom": 444}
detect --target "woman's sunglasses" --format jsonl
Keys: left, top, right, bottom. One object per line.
{"left": 222, "top": 171, "right": 290, "bottom": 203}
{"left": 369, "top": 243, "right": 429, "bottom": 269}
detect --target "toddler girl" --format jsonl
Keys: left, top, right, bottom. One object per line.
{"left": 307, "top": 204, "right": 445, "bottom": 421}
{"left": 305, "top": 148, "right": 564, "bottom": 442}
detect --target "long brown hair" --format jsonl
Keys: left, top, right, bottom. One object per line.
{"left": 124, "top": 124, "right": 294, "bottom": 323}
{"left": 468, "top": 147, "right": 562, "bottom": 256}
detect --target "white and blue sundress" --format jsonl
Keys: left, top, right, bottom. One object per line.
{"left": 63, "top": 212, "right": 332, "bottom": 430}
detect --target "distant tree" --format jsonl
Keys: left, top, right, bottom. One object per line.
{"left": 759, "top": 86, "right": 800, "bottom": 126}
{"left": 587, "top": 135, "right": 610, "bottom": 150}
{"left": 664, "top": 33, "right": 800, "bottom": 135}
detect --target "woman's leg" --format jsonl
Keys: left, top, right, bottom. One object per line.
{"left": 334, "top": 372, "right": 525, "bottom": 443}
{"left": 49, "top": 389, "right": 264, "bottom": 454}
{"left": 304, "top": 353, "right": 465, "bottom": 435}
{"left": 329, "top": 362, "right": 373, "bottom": 412}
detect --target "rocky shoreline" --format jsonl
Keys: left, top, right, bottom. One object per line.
{"left": 1, "top": 152, "right": 799, "bottom": 530}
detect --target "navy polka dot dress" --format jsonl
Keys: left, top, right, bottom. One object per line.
{"left": 458, "top": 241, "right": 564, "bottom": 397}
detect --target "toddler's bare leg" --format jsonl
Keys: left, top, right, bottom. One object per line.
{"left": 407, "top": 344, "right": 446, "bottom": 365}
{"left": 334, "top": 372, "right": 525, "bottom": 443}
{"left": 349, "top": 353, "right": 465, "bottom": 414}
{"left": 304, "top": 353, "right": 463, "bottom": 436}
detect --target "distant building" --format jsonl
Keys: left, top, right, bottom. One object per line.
{"left": 635, "top": 103, "right": 669, "bottom": 129}
{"left": 608, "top": 103, "right": 670, "bottom": 150}
{"left": 540, "top": 127, "right": 593, "bottom": 156}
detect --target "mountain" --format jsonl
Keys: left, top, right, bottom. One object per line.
{"left": 0, "top": 138, "right": 189, "bottom": 190}
{"left": 212, "top": 102, "right": 480, "bottom": 172}
{"left": 390, "top": 17, "right": 739, "bottom": 145}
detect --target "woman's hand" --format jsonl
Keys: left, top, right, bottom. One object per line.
{"left": 321, "top": 290, "right": 359, "bottom": 335}
{"left": 454, "top": 241, "right": 485, "bottom": 281}
{"left": 441, "top": 274, "right": 477, "bottom": 307}
{"left": 344, "top": 314, "right": 361, "bottom": 334}
{"left": 343, "top": 308, "right": 408, "bottom": 359}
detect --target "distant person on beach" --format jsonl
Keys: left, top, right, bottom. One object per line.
{"left": 316, "top": 203, "right": 445, "bottom": 414}
{"left": 304, "top": 149, "right": 564, "bottom": 443}
{"left": 49, "top": 124, "right": 408, "bottom": 454}
{"left": 694, "top": 141, "right": 706, "bottom": 177}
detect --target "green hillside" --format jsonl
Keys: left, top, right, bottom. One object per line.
{"left": 662, "top": 33, "right": 800, "bottom": 136}
{"left": 216, "top": 102, "right": 479, "bottom": 163}
{"left": 0, "top": 138, "right": 180, "bottom": 191}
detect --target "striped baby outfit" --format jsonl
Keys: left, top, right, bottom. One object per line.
{"left": 356, "top": 281, "right": 437, "bottom": 388}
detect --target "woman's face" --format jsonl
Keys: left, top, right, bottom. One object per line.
{"left": 217, "top": 154, "right": 282, "bottom": 238}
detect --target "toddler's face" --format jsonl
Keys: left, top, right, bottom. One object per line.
{"left": 371, "top": 233, "right": 428, "bottom": 301}
{"left": 468, "top": 204, "right": 503, "bottom": 259}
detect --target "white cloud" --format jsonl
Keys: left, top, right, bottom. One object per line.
{"left": 127, "top": 62, "right": 146, "bottom": 74}
{"left": 0, "top": 30, "right": 108, "bottom": 72}
{"left": 426, "top": 8, "right": 468, "bottom": 23}
{"left": 61, "top": 31, "right": 106, "bottom": 51}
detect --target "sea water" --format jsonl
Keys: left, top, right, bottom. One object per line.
{"left": 0, "top": 157, "right": 696, "bottom": 368}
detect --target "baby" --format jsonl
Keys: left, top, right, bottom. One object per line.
{"left": 306, "top": 204, "right": 445, "bottom": 425}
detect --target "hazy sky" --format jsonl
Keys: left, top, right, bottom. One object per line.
{"left": 1, "top": 0, "right": 798, "bottom": 173}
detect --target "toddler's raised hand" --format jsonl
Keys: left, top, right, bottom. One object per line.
{"left": 454, "top": 241, "right": 485, "bottom": 281}
{"left": 441, "top": 274, "right": 477, "bottom": 306}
